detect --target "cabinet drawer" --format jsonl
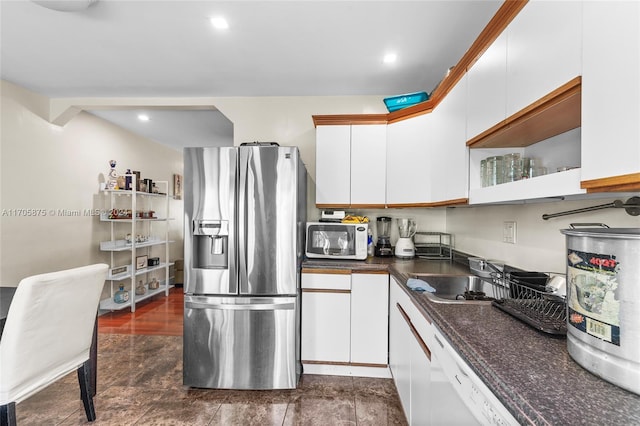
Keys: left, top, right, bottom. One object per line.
{"left": 302, "top": 272, "right": 351, "bottom": 290}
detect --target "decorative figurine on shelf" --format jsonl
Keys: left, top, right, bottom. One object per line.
{"left": 148, "top": 277, "right": 159, "bottom": 290}
{"left": 114, "top": 284, "right": 129, "bottom": 304}
{"left": 107, "top": 160, "right": 118, "bottom": 190}
{"left": 135, "top": 280, "right": 146, "bottom": 295}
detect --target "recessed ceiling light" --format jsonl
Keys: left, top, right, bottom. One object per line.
{"left": 383, "top": 53, "right": 397, "bottom": 64}
{"left": 137, "top": 114, "right": 150, "bottom": 122}
{"left": 210, "top": 16, "right": 229, "bottom": 30}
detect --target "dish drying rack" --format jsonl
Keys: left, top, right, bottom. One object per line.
{"left": 414, "top": 232, "right": 453, "bottom": 260}
{"left": 484, "top": 272, "right": 567, "bottom": 336}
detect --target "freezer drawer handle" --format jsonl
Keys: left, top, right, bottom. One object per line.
{"left": 185, "top": 301, "right": 295, "bottom": 311}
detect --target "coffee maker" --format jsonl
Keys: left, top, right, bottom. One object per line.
{"left": 395, "top": 218, "right": 416, "bottom": 258}
{"left": 374, "top": 216, "right": 393, "bottom": 257}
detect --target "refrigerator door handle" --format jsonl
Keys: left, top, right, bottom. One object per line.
{"left": 185, "top": 301, "right": 295, "bottom": 311}
{"left": 238, "top": 147, "right": 250, "bottom": 290}
{"left": 184, "top": 296, "right": 296, "bottom": 311}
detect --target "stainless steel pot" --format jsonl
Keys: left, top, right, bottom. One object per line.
{"left": 561, "top": 225, "right": 640, "bottom": 395}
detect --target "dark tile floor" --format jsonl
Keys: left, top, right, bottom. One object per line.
{"left": 15, "top": 334, "right": 408, "bottom": 425}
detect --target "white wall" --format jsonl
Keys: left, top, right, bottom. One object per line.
{"left": 0, "top": 81, "right": 184, "bottom": 292}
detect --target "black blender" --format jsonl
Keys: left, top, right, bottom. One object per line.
{"left": 374, "top": 216, "right": 393, "bottom": 257}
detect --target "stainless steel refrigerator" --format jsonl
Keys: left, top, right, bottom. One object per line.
{"left": 183, "top": 143, "right": 306, "bottom": 390}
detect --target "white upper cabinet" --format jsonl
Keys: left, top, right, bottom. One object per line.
{"left": 386, "top": 114, "right": 433, "bottom": 205}
{"left": 350, "top": 125, "right": 387, "bottom": 205}
{"left": 467, "top": 32, "right": 507, "bottom": 140}
{"left": 506, "top": 0, "right": 582, "bottom": 116}
{"left": 581, "top": 1, "right": 640, "bottom": 183}
{"left": 430, "top": 76, "right": 468, "bottom": 203}
{"left": 315, "top": 124, "right": 386, "bottom": 206}
{"left": 316, "top": 125, "right": 351, "bottom": 205}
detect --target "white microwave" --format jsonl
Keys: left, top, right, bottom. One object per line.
{"left": 305, "top": 222, "right": 368, "bottom": 260}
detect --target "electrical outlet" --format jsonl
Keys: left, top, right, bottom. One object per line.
{"left": 503, "top": 221, "right": 516, "bottom": 244}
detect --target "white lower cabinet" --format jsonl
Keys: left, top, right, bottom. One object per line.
{"left": 389, "top": 277, "right": 433, "bottom": 424}
{"left": 301, "top": 270, "right": 390, "bottom": 377}
{"left": 301, "top": 290, "right": 351, "bottom": 363}
{"left": 389, "top": 294, "right": 412, "bottom": 414}
{"left": 351, "top": 272, "right": 389, "bottom": 365}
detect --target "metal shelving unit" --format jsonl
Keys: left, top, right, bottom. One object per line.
{"left": 99, "top": 178, "right": 173, "bottom": 312}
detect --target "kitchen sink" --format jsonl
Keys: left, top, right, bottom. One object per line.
{"left": 408, "top": 274, "right": 494, "bottom": 304}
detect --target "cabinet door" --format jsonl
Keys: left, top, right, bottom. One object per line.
{"left": 350, "top": 125, "right": 387, "bottom": 205}
{"left": 389, "top": 278, "right": 412, "bottom": 420}
{"left": 582, "top": 1, "right": 640, "bottom": 182}
{"left": 506, "top": 0, "right": 582, "bottom": 116}
{"left": 467, "top": 32, "right": 507, "bottom": 140}
{"left": 316, "top": 125, "right": 351, "bottom": 205}
{"left": 409, "top": 329, "right": 431, "bottom": 426}
{"left": 301, "top": 290, "right": 350, "bottom": 363}
{"left": 351, "top": 273, "right": 389, "bottom": 365}
{"left": 431, "top": 76, "right": 468, "bottom": 203}
{"left": 386, "top": 114, "right": 433, "bottom": 205}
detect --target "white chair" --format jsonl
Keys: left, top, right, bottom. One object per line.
{"left": 0, "top": 264, "right": 109, "bottom": 426}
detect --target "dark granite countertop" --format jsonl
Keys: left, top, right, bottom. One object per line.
{"left": 302, "top": 257, "right": 640, "bottom": 425}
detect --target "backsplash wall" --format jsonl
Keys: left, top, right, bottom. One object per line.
{"left": 310, "top": 192, "right": 640, "bottom": 273}
{"left": 446, "top": 197, "right": 640, "bottom": 273}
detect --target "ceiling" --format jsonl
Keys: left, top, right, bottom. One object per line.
{"left": 0, "top": 0, "right": 502, "bottom": 149}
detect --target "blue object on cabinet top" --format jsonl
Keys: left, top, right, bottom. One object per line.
{"left": 384, "top": 91, "right": 429, "bottom": 112}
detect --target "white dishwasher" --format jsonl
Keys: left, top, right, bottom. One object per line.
{"left": 431, "top": 328, "right": 519, "bottom": 426}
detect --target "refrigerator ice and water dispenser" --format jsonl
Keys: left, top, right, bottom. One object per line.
{"left": 193, "top": 220, "right": 229, "bottom": 269}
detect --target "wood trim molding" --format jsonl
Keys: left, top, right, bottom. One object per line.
{"left": 386, "top": 198, "right": 469, "bottom": 209}
{"left": 316, "top": 203, "right": 386, "bottom": 209}
{"left": 316, "top": 204, "right": 351, "bottom": 209}
{"left": 351, "top": 270, "right": 388, "bottom": 275}
{"left": 312, "top": 114, "right": 389, "bottom": 127}
{"left": 302, "top": 268, "right": 351, "bottom": 275}
{"left": 348, "top": 362, "right": 389, "bottom": 368}
{"left": 302, "top": 360, "right": 388, "bottom": 368}
{"left": 348, "top": 204, "right": 386, "bottom": 209}
{"left": 301, "top": 288, "right": 351, "bottom": 294}
{"left": 581, "top": 173, "right": 640, "bottom": 193}
{"left": 302, "top": 360, "right": 350, "bottom": 366}
{"left": 386, "top": 100, "right": 435, "bottom": 124}
{"left": 467, "top": 76, "right": 581, "bottom": 148}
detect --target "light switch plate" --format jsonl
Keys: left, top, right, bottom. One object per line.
{"left": 503, "top": 221, "right": 516, "bottom": 244}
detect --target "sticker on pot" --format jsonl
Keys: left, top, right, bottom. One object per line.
{"left": 566, "top": 249, "right": 620, "bottom": 346}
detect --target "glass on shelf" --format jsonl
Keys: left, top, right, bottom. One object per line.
{"left": 502, "top": 153, "right": 522, "bottom": 183}
{"left": 522, "top": 158, "right": 546, "bottom": 179}
{"left": 485, "top": 156, "right": 503, "bottom": 186}
{"left": 480, "top": 159, "right": 487, "bottom": 187}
